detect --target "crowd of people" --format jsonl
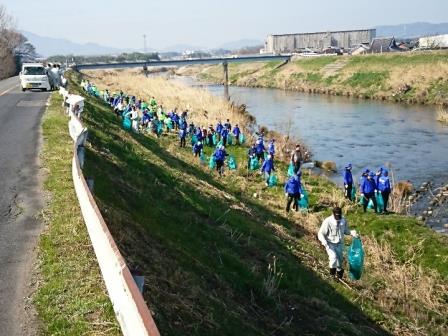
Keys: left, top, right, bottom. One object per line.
{"left": 80, "top": 79, "right": 384, "bottom": 281}
{"left": 343, "top": 164, "right": 392, "bottom": 214}
{"left": 45, "top": 63, "right": 65, "bottom": 90}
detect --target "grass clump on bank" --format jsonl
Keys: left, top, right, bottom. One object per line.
{"left": 72, "top": 70, "right": 448, "bottom": 335}
{"left": 34, "top": 92, "right": 120, "bottom": 335}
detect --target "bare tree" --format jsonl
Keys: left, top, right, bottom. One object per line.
{"left": 0, "top": 5, "right": 37, "bottom": 79}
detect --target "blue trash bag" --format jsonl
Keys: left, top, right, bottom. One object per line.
{"left": 239, "top": 133, "right": 246, "bottom": 144}
{"left": 287, "top": 163, "right": 295, "bottom": 177}
{"left": 347, "top": 237, "right": 365, "bottom": 280}
{"left": 250, "top": 157, "right": 260, "bottom": 170}
{"left": 297, "top": 188, "right": 309, "bottom": 209}
{"left": 228, "top": 156, "right": 237, "bottom": 170}
{"left": 227, "top": 134, "right": 234, "bottom": 145}
{"left": 200, "top": 153, "right": 207, "bottom": 166}
{"left": 157, "top": 122, "right": 163, "bottom": 135}
{"left": 376, "top": 192, "right": 385, "bottom": 213}
{"left": 191, "top": 135, "right": 198, "bottom": 146}
{"left": 268, "top": 174, "right": 278, "bottom": 187}
{"left": 122, "top": 117, "right": 131, "bottom": 130}
{"left": 215, "top": 140, "right": 223, "bottom": 148}
{"left": 209, "top": 155, "right": 216, "bottom": 169}
{"left": 212, "top": 133, "right": 218, "bottom": 146}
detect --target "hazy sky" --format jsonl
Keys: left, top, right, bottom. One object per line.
{"left": 3, "top": 0, "right": 448, "bottom": 49}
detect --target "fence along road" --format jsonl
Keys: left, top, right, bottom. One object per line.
{"left": 0, "top": 76, "right": 49, "bottom": 335}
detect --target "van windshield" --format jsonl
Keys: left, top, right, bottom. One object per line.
{"left": 23, "top": 67, "right": 46, "bottom": 75}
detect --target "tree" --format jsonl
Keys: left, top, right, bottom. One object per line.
{"left": 0, "top": 5, "right": 38, "bottom": 79}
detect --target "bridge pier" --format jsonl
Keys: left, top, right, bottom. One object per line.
{"left": 223, "top": 61, "right": 229, "bottom": 101}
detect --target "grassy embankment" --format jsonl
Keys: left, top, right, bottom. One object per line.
{"left": 74, "top": 70, "right": 447, "bottom": 335}
{"left": 177, "top": 51, "right": 448, "bottom": 105}
{"left": 35, "top": 92, "right": 120, "bottom": 334}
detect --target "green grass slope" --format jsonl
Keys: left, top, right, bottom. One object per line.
{"left": 70, "top": 72, "right": 447, "bottom": 335}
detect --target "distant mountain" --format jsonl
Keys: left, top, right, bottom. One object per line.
{"left": 375, "top": 22, "right": 448, "bottom": 38}
{"left": 218, "top": 39, "right": 263, "bottom": 50}
{"left": 21, "top": 31, "right": 152, "bottom": 57}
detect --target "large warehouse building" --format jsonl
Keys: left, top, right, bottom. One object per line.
{"left": 264, "top": 29, "right": 376, "bottom": 53}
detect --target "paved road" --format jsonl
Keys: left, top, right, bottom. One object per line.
{"left": 0, "top": 76, "right": 49, "bottom": 335}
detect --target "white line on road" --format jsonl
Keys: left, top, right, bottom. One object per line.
{"left": 0, "top": 84, "right": 19, "bottom": 97}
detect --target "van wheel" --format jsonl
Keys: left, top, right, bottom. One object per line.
{"left": 42, "top": 88, "right": 47, "bottom": 92}
{"left": 21, "top": 87, "right": 26, "bottom": 92}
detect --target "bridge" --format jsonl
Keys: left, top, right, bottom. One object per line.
{"left": 73, "top": 55, "right": 290, "bottom": 71}
{"left": 73, "top": 55, "right": 291, "bottom": 99}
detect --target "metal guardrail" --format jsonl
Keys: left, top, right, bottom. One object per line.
{"left": 62, "top": 88, "right": 160, "bottom": 336}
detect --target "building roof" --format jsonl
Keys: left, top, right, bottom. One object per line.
{"left": 370, "top": 37, "right": 400, "bottom": 53}
{"left": 269, "top": 29, "right": 376, "bottom": 38}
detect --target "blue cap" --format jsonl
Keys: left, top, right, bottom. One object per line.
{"left": 369, "top": 171, "right": 375, "bottom": 177}
{"left": 345, "top": 163, "right": 352, "bottom": 169}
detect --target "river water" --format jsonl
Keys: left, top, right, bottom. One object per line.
{"left": 174, "top": 76, "right": 448, "bottom": 233}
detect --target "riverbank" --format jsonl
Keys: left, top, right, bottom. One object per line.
{"left": 74, "top": 69, "right": 447, "bottom": 335}
{"left": 34, "top": 92, "right": 119, "bottom": 334}
{"left": 176, "top": 51, "right": 448, "bottom": 106}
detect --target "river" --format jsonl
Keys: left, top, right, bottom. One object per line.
{"left": 174, "top": 76, "right": 448, "bottom": 233}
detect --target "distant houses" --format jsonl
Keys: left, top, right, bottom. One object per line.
{"left": 262, "top": 28, "right": 448, "bottom": 55}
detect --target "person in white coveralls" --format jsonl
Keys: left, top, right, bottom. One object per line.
{"left": 318, "top": 207, "right": 358, "bottom": 279}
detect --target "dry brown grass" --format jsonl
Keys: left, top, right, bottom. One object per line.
{"left": 83, "top": 69, "right": 251, "bottom": 133}
{"left": 361, "top": 236, "right": 448, "bottom": 335}
{"left": 437, "top": 106, "right": 448, "bottom": 123}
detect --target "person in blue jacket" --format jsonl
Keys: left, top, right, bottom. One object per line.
{"left": 232, "top": 124, "right": 241, "bottom": 145}
{"left": 247, "top": 143, "right": 256, "bottom": 170}
{"left": 216, "top": 121, "right": 223, "bottom": 141}
{"left": 255, "top": 139, "right": 265, "bottom": 162}
{"left": 343, "top": 163, "right": 353, "bottom": 201}
{"left": 260, "top": 154, "right": 275, "bottom": 186}
{"left": 360, "top": 171, "right": 378, "bottom": 213}
{"left": 195, "top": 126, "right": 203, "bottom": 142}
{"left": 359, "top": 168, "right": 370, "bottom": 189}
{"left": 179, "top": 128, "right": 187, "bottom": 148}
{"left": 374, "top": 167, "right": 383, "bottom": 186}
{"left": 221, "top": 126, "right": 229, "bottom": 147}
{"left": 224, "top": 119, "right": 232, "bottom": 131}
{"left": 213, "top": 145, "right": 228, "bottom": 176}
{"left": 378, "top": 169, "right": 392, "bottom": 213}
{"left": 284, "top": 173, "right": 303, "bottom": 212}
{"left": 193, "top": 141, "right": 203, "bottom": 157}
{"left": 268, "top": 139, "right": 275, "bottom": 157}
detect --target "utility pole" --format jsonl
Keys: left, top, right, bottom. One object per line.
{"left": 143, "top": 34, "right": 147, "bottom": 53}
{"left": 223, "top": 61, "right": 229, "bottom": 101}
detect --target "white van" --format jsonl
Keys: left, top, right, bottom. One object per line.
{"left": 19, "top": 63, "right": 51, "bottom": 91}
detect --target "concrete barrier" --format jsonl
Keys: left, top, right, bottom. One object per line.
{"left": 63, "top": 90, "right": 160, "bottom": 335}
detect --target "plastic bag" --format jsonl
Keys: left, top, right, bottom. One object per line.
{"left": 228, "top": 156, "right": 237, "bottom": 170}
{"left": 287, "top": 163, "right": 295, "bottom": 177}
{"left": 376, "top": 193, "right": 384, "bottom": 213}
{"left": 212, "top": 133, "right": 217, "bottom": 146}
{"left": 347, "top": 237, "right": 365, "bottom": 280}
{"left": 122, "top": 117, "right": 131, "bottom": 130}
{"left": 191, "top": 135, "right": 198, "bottom": 146}
{"left": 268, "top": 174, "right": 278, "bottom": 187}
{"left": 209, "top": 156, "right": 216, "bottom": 169}
{"left": 351, "top": 185, "right": 357, "bottom": 201}
{"left": 239, "top": 133, "right": 246, "bottom": 144}
{"left": 200, "top": 153, "right": 207, "bottom": 166}
{"left": 227, "top": 134, "right": 234, "bottom": 145}
{"left": 250, "top": 157, "right": 259, "bottom": 170}
{"left": 297, "top": 188, "right": 309, "bottom": 209}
